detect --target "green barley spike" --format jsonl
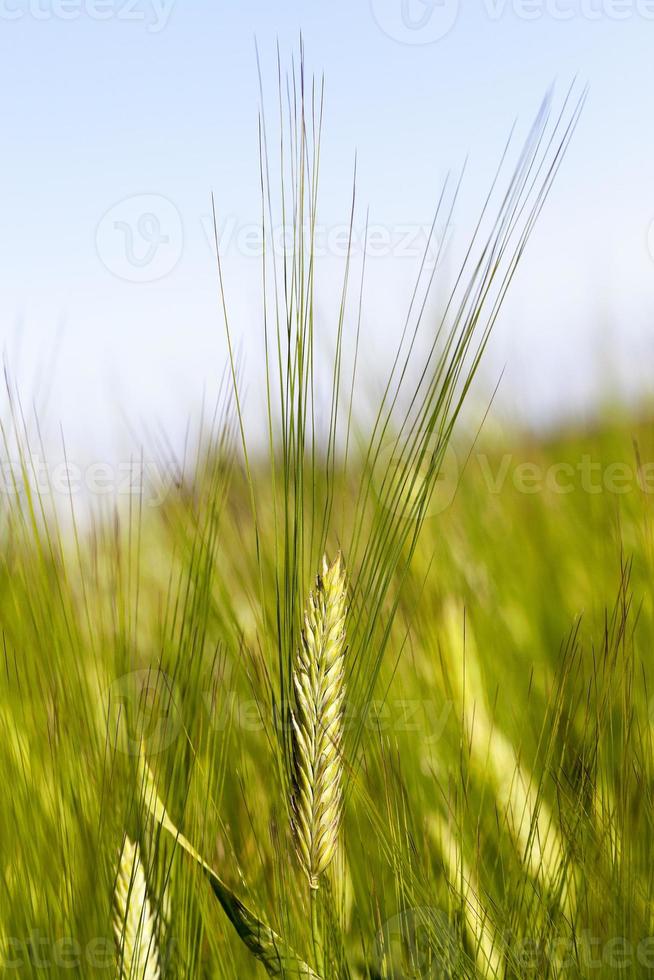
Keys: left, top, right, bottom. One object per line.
{"left": 113, "top": 835, "right": 160, "bottom": 980}
{"left": 291, "top": 553, "right": 348, "bottom": 890}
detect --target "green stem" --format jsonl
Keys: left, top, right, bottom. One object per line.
{"left": 310, "top": 887, "right": 325, "bottom": 977}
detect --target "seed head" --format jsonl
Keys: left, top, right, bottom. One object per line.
{"left": 291, "top": 553, "right": 347, "bottom": 889}
{"left": 114, "top": 836, "right": 160, "bottom": 980}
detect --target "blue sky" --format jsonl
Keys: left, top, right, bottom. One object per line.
{"left": 1, "top": 1, "right": 653, "bottom": 459}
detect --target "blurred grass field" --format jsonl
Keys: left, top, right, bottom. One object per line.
{"left": 2, "top": 57, "right": 652, "bottom": 980}
{"left": 2, "top": 408, "right": 654, "bottom": 977}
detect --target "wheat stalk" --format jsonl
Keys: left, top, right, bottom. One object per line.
{"left": 114, "top": 835, "right": 160, "bottom": 980}
{"left": 291, "top": 553, "right": 348, "bottom": 890}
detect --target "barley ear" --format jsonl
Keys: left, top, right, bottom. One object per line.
{"left": 291, "top": 552, "right": 348, "bottom": 890}
{"left": 113, "top": 835, "right": 161, "bottom": 980}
